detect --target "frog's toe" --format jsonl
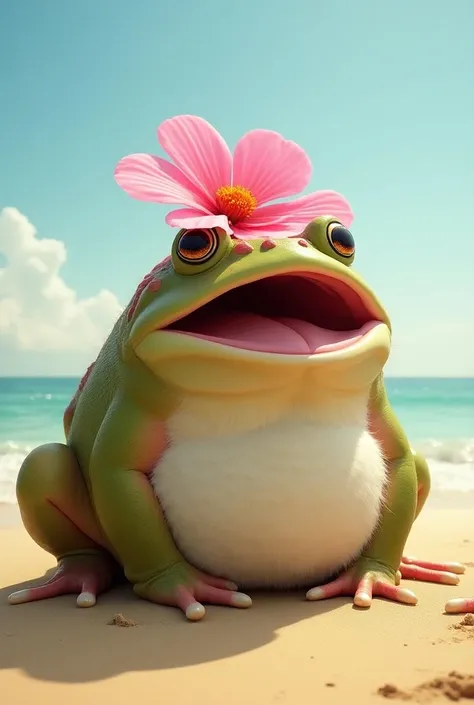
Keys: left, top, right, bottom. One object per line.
{"left": 400, "top": 556, "right": 465, "bottom": 584}
{"left": 8, "top": 589, "right": 35, "bottom": 605}
{"left": 401, "top": 566, "right": 460, "bottom": 585}
{"left": 445, "top": 597, "right": 474, "bottom": 614}
{"left": 9, "top": 577, "right": 100, "bottom": 607}
{"left": 76, "top": 590, "right": 97, "bottom": 608}
{"left": 9, "top": 578, "right": 74, "bottom": 605}
{"left": 8, "top": 552, "right": 115, "bottom": 607}
{"left": 402, "top": 556, "right": 466, "bottom": 574}
{"left": 306, "top": 569, "right": 417, "bottom": 608}
{"left": 185, "top": 602, "right": 206, "bottom": 621}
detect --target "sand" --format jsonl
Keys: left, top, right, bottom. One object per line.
{"left": 1, "top": 495, "right": 473, "bottom": 705}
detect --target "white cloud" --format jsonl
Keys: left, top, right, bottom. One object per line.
{"left": 0, "top": 207, "right": 123, "bottom": 374}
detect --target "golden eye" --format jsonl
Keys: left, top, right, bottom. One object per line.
{"left": 176, "top": 228, "right": 219, "bottom": 264}
{"left": 327, "top": 222, "right": 355, "bottom": 258}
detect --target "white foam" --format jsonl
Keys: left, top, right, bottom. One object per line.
{"left": 415, "top": 437, "right": 474, "bottom": 464}
{"left": 0, "top": 442, "right": 31, "bottom": 505}
{"left": 424, "top": 458, "right": 474, "bottom": 493}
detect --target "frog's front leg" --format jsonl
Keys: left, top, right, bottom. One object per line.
{"left": 89, "top": 396, "right": 252, "bottom": 621}
{"left": 8, "top": 443, "right": 118, "bottom": 608}
{"left": 398, "top": 450, "right": 465, "bottom": 585}
{"left": 307, "top": 377, "right": 421, "bottom": 608}
{"left": 306, "top": 379, "right": 466, "bottom": 609}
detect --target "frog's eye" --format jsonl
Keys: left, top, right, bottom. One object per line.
{"left": 327, "top": 222, "right": 355, "bottom": 258}
{"left": 176, "top": 228, "right": 219, "bottom": 264}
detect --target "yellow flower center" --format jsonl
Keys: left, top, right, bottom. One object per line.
{"left": 215, "top": 185, "right": 257, "bottom": 223}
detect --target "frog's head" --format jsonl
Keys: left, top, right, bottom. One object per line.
{"left": 125, "top": 217, "right": 391, "bottom": 396}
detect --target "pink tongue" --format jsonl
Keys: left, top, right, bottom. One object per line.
{"left": 175, "top": 312, "right": 366, "bottom": 354}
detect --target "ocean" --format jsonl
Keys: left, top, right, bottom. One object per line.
{"left": 0, "top": 377, "right": 473, "bottom": 505}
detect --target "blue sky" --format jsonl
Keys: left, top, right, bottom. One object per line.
{"left": 0, "top": 0, "right": 473, "bottom": 376}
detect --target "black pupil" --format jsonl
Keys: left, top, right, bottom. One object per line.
{"left": 179, "top": 230, "right": 210, "bottom": 254}
{"left": 331, "top": 226, "right": 354, "bottom": 251}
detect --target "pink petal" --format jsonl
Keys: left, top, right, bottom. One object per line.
{"left": 232, "top": 129, "right": 312, "bottom": 205}
{"left": 165, "top": 209, "right": 232, "bottom": 234}
{"left": 246, "top": 190, "right": 354, "bottom": 228}
{"left": 115, "top": 154, "right": 212, "bottom": 209}
{"left": 158, "top": 115, "right": 232, "bottom": 205}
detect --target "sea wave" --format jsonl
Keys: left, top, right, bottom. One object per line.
{"left": 0, "top": 442, "right": 34, "bottom": 505}
{"left": 414, "top": 438, "right": 474, "bottom": 464}
{"left": 0, "top": 438, "right": 473, "bottom": 505}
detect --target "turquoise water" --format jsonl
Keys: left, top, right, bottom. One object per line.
{"left": 0, "top": 376, "right": 473, "bottom": 504}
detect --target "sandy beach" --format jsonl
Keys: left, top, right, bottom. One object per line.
{"left": 1, "top": 494, "right": 473, "bottom": 705}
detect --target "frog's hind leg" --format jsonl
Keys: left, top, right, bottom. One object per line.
{"left": 8, "top": 443, "right": 118, "bottom": 608}
{"left": 398, "top": 450, "right": 465, "bottom": 585}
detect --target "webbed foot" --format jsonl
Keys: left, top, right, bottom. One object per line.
{"left": 134, "top": 561, "right": 252, "bottom": 621}
{"left": 8, "top": 552, "right": 118, "bottom": 608}
{"left": 306, "top": 558, "right": 418, "bottom": 609}
{"left": 399, "top": 556, "right": 466, "bottom": 585}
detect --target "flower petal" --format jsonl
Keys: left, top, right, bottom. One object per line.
{"left": 232, "top": 129, "right": 312, "bottom": 205}
{"left": 158, "top": 115, "right": 232, "bottom": 206}
{"left": 115, "top": 154, "right": 211, "bottom": 209}
{"left": 246, "top": 190, "right": 354, "bottom": 228}
{"left": 165, "top": 209, "right": 232, "bottom": 234}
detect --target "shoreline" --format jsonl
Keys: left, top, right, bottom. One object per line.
{"left": 1, "top": 494, "right": 473, "bottom": 703}
{"left": 0, "top": 502, "right": 21, "bottom": 528}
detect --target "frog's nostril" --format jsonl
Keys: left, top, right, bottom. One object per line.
{"left": 298, "top": 239, "right": 309, "bottom": 248}
{"left": 261, "top": 239, "right": 277, "bottom": 251}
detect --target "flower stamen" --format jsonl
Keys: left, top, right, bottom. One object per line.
{"left": 215, "top": 185, "right": 257, "bottom": 223}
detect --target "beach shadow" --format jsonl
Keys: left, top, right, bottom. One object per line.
{"left": 0, "top": 569, "right": 345, "bottom": 684}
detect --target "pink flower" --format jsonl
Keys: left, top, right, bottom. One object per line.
{"left": 114, "top": 115, "right": 353, "bottom": 240}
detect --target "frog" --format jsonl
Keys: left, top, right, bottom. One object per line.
{"left": 8, "top": 217, "right": 466, "bottom": 621}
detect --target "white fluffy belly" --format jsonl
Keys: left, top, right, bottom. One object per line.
{"left": 152, "top": 415, "right": 387, "bottom": 589}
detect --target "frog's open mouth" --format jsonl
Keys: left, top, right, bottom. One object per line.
{"left": 164, "top": 272, "right": 385, "bottom": 355}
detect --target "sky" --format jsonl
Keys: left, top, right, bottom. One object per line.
{"left": 0, "top": 0, "right": 473, "bottom": 377}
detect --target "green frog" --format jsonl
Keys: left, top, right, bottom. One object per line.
{"left": 8, "top": 218, "right": 465, "bottom": 620}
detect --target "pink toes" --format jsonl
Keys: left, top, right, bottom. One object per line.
{"left": 8, "top": 555, "right": 114, "bottom": 608}
{"left": 196, "top": 571, "right": 239, "bottom": 591}
{"left": 8, "top": 574, "right": 100, "bottom": 607}
{"left": 400, "top": 556, "right": 465, "bottom": 585}
{"left": 352, "top": 578, "right": 414, "bottom": 608}
{"left": 306, "top": 572, "right": 417, "bottom": 608}
{"left": 195, "top": 584, "right": 252, "bottom": 609}
{"left": 373, "top": 582, "right": 417, "bottom": 606}
{"left": 353, "top": 576, "right": 374, "bottom": 607}
{"left": 9, "top": 576, "right": 71, "bottom": 605}
{"left": 402, "top": 556, "right": 466, "bottom": 574}
{"left": 445, "top": 597, "right": 474, "bottom": 614}
{"left": 174, "top": 586, "right": 207, "bottom": 621}
{"left": 306, "top": 574, "right": 350, "bottom": 601}
{"left": 399, "top": 564, "right": 460, "bottom": 585}
{"left": 171, "top": 583, "right": 252, "bottom": 622}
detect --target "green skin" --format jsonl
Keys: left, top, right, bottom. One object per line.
{"left": 8, "top": 216, "right": 466, "bottom": 620}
